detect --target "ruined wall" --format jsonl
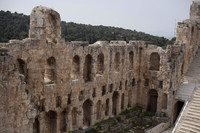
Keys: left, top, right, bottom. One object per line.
{"left": 1, "top": 2, "right": 200, "bottom": 133}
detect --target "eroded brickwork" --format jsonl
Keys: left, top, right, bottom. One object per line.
{"left": 1, "top": 2, "right": 200, "bottom": 133}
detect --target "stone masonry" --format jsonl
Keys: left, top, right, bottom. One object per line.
{"left": 1, "top": 1, "right": 200, "bottom": 133}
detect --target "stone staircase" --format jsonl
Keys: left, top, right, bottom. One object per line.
{"left": 174, "top": 88, "right": 200, "bottom": 133}
{"left": 173, "top": 48, "right": 200, "bottom": 133}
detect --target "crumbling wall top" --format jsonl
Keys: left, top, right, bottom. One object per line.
{"left": 190, "top": 1, "right": 200, "bottom": 20}
{"left": 29, "top": 6, "right": 61, "bottom": 43}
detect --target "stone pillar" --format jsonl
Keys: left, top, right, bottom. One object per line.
{"left": 39, "top": 113, "right": 46, "bottom": 133}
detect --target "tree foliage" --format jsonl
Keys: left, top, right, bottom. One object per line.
{"left": 0, "top": 10, "right": 175, "bottom": 47}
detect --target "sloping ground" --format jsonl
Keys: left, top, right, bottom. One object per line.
{"left": 72, "top": 107, "right": 168, "bottom": 133}
{"left": 173, "top": 48, "right": 200, "bottom": 133}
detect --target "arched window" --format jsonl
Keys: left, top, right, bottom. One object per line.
{"left": 60, "top": 110, "right": 67, "bottom": 132}
{"left": 96, "top": 100, "right": 101, "bottom": 120}
{"left": 17, "top": 59, "right": 26, "bottom": 75}
{"left": 83, "top": 99, "right": 93, "bottom": 126}
{"left": 129, "top": 51, "right": 134, "bottom": 70}
{"left": 105, "top": 99, "right": 109, "bottom": 116}
{"left": 147, "top": 89, "right": 158, "bottom": 112}
{"left": 44, "top": 57, "right": 56, "bottom": 83}
{"left": 33, "top": 118, "right": 39, "bottom": 133}
{"left": 162, "top": 93, "right": 167, "bottom": 109}
{"left": 150, "top": 53, "right": 160, "bottom": 71}
{"left": 112, "top": 91, "right": 119, "bottom": 115}
{"left": 121, "top": 93, "right": 125, "bottom": 110}
{"left": 71, "top": 55, "right": 80, "bottom": 79}
{"left": 83, "top": 54, "right": 93, "bottom": 82}
{"left": 72, "top": 107, "right": 78, "bottom": 128}
{"left": 45, "top": 111, "right": 57, "bottom": 133}
{"left": 96, "top": 53, "right": 104, "bottom": 75}
{"left": 114, "top": 52, "right": 120, "bottom": 72}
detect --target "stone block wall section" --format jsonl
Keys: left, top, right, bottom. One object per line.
{"left": 0, "top": 1, "right": 200, "bottom": 133}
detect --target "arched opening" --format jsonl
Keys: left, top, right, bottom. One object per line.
{"left": 149, "top": 53, "right": 160, "bottom": 71}
{"left": 129, "top": 51, "right": 134, "bottom": 70}
{"left": 44, "top": 57, "right": 56, "bottom": 84}
{"left": 56, "top": 96, "right": 61, "bottom": 108}
{"left": 102, "top": 85, "right": 106, "bottom": 96}
{"left": 72, "top": 107, "right": 78, "bottom": 128}
{"left": 83, "top": 54, "right": 93, "bottom": 82}
{"left": 17, "top": 59, "right": 26, "bottom": 75}
{"left": 46, "top": 111, "right": 57, "bottom": 133}
{"left": 162, "top": 93, "right": 167, "bottom": 109}
{"left": 105, "top": 99, "right": 109, "bottom": 116}
{"left": 96, "top": 100, "right": 101, "bottom": 120}
{"left": 114, "top": 52, "right": 120, "bottom": 72}
{"left": 83, "top": 99, "right": 93, "bottom": 126}
{"left": 33, "top": 118, "right": 39, "bottom": 133}
{"left": 109, "top": 84, "right": 113, "bottom": 93}
{"left": 147, "top": 89, "right": 158, "bottom": 112}
{"left": 60, "top": 110, "right": 67, "bottom": 133}
{"left": 96, "top": 53, "right": 104, "bottom": 75}
{"left": 173, "top": 101, "right": 184, "bottom": 124}
{"left": 71, "top": 55, "right": 80, "bottom": 79}
{"left": 128, "top": 90, "right": 132, "bottom": 107}
{"left": 121, "top": 93, "right": 124, "bottom": 110}
{"left": 46, "top": 13, "right": 60, "bottom": 43}
{"left": 112, "top": 91, "right": 119, "bottom": 115}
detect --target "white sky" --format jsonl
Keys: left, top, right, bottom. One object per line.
{"left": 0, "top": 0, "right": 197, "bottom": 38}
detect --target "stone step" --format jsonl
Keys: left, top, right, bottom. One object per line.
{"left": 178, "top": 129, "right": 189, "bottom": 133}
{"left": 191, "top": 100, "right": 200, "bottom": 104}
{"left": 187, "top": 112, "right": 200, "bottom": 117}
{"left": 188, "top": 108, "right": 200, "bottom": 114}
{"left": 191, "top": 97, "right": 200, "bottom": 102}
{"left": 182, "top": 121, "right": 200, "bottom": 130}
{"left": 189, "top": 106, "right": 200, "bottom": 111}
{"left": 186, "top": 115, "right": 200, "bottom": 121}
{"left": 179, "top": 126, "right": 199, "bottom": 133}
{"left": 190, "top": 103, "right": 200, "bottom": 108}
{"left": 193, "top": 95, "right": 200, "bottom": 98}
{"left": 185, "top": 117, "right": 200, "bottom": 124}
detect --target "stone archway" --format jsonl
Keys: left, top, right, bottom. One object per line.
{"left": 72, "top": 107, "right": 78, "bottom": 128}
{"left": 44, "top": 57, "right": 56, "bottom": 83}
{"left": 96, "top": 100, "right": 101, "bottom": 120}
{"left": 33, "top": 118, "right": 39, "bottom": 133}
{"left": 173, "top": 101, "right": 184, "bottom": 124}
{"left": 45, "top": 111, "right": 57, "bottom": 133}
{"left": 121, "top": 93, "right": 125, "bottom": 110}
{"left": 162, "top": 93, "right": 168, "bottom": 109}
{"left": 149, "top": 52, "right": 160, "bottom": 71}
{"left": 96, "top": 53, "right": 104, "bottom": 75}
{"left": 129, "top": 51, "right": 134, "bottom": 70}
{"left": 114, "top": 52, "right": 120, "bottom": 72}
{"left": 112, "top": 91, "right": 119, "bottom": 115}
{"left": 71, "top": 55, "right": 80, "bottom": 79}
{"left": 105, "top": 99, "right": 109, "bottom": 116}
{"left": 147, "top": 89, "right": 158, "bottom": 112}
{"left": 83, "top": 54, "right": 93, "bottom": 82}
{"left": 83, "top": 99, "right": 93, "bottom": 126}
{"left": 60, "top": 110, "right": 67, "bottom": 133}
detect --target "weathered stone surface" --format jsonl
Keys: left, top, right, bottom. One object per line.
{"left": 0, "top": 2, "right": 200, "bottom": 133}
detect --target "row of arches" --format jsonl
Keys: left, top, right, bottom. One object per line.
{"left": 33, "top": 89, "right": 167, "bottom": 132}
{"left": 72, "top": 51, "right": 134, "bottom": 81}
{"left": 16, "top": 57, "right": 57, "bottom": 84}
{"left": 16, "top": 52, "right": 159, "bottom": 84}
{"left": 147, "top": 89, "right": 168, "bottom": 112}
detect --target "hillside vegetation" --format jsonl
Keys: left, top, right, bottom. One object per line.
{"left": 0, "top": 10, "right": 175, "bottom": 47}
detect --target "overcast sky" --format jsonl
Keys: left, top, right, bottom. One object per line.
{"left": 0, "top": 0, "right": 196, "bottom": 38}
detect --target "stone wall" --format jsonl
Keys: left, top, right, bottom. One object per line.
{"left": 1, "top": 2, "right": 200, "bottom": 133}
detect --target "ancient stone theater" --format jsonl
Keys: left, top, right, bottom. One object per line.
{"left": 1, "top": 1, "right": 200, "bottom": 133}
